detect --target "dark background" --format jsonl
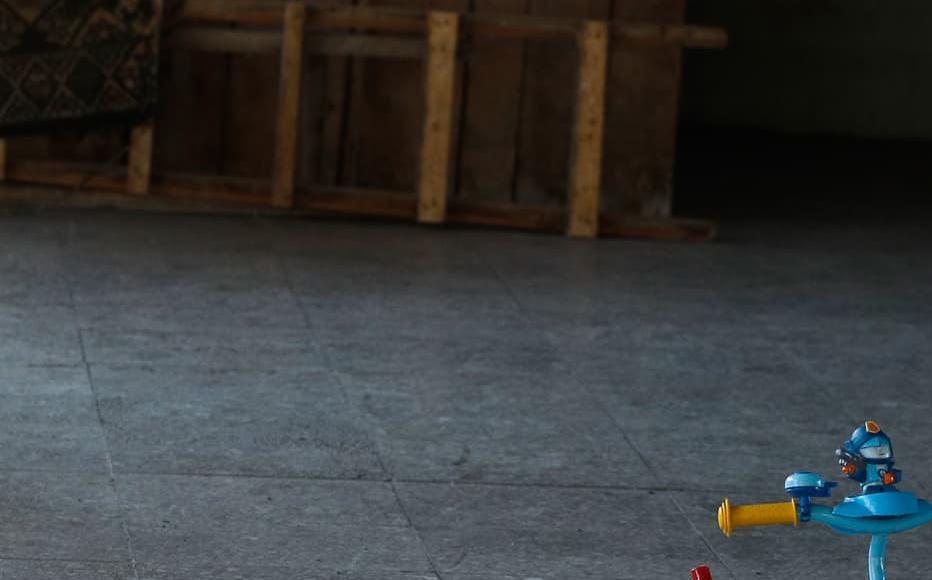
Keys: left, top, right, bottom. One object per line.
{"left": 676, "top": 0, "right": 932, "bottom": 218}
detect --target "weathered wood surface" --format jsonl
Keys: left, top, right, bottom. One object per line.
{"left": 0, "top": 161, "right": 716, "bottom": 241}
{"left": 4, "top": 0, "right": 725, "bottom": 233}
{"left": 606, "top": 0, "right": 687, "bottom": 216}
{"left": 170, "top": 28, "right": 427, "bottom": 58}
{"left": 417, "top": 11, "right": 460, "bottom": 224}
{"left": 567, "top": 20, "right": 609, "bottom": 237}
{"left": 127, "top": 125, "right": 155, "bottom": 195}
{"left": 178, "top": 2, "right": 726, "bottom": 47}
{"left": 272, "top": 2, "right": 307, "bottom": 207}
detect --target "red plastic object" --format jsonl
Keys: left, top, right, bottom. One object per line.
{"left": 691, "top": 565, "right": 713, "bottom": 580}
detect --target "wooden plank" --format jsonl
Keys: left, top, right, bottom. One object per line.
{"left": 0, "top": 165, "right": 716, "bottom": 241}
{"left": 615, "top": 23, "right": 726, "bottom": 48}
{"left": 306, "top": 35, "right": 426, "bottom": 58}
{"left": 5, "top": 160, "right": 272, "bottom": 203}
{"left": 170, "top": 28, "right": 283, "bottom": 54}
{"left": 567, "top": 20, "right": 609, "bottom": 237}
{"left": 226, "top": 53, "right": 279, "bottom": 179}
{"left": 155, "top": 48, "right": 230, "bottom": 174}
{"left": 512, "top": 0, "right": 581, "bottom": 206}
{"left": 429, "top": 0, "right": 470, "bottom": 204}
{"left": 319, "top": 55, "right": 350, "bottom": 185}
{"left": 271, "top": 2, "right": 307, "bottom": 208}
{"left": 339, "top": 0, "right": 428, "bottom": 193}
{"left": 456, "top": 0, "right": 528, "bottom": 204}
{"left": 182, "top": 3, "right": 426, "bottom": 32}
{"left": 178, "top": 3, "right": 726, "bottom": 46}
{"left": 170, "top": 28, "right": 428, "bottom": 58}
{"left": 417, "top": 11, "right": 460, "bottom": 224}
{"left": 605, "top": 0, "right": 688, "bottom": 217}
{"left": 127, "top": 125, "right": 154, "bottom": 195}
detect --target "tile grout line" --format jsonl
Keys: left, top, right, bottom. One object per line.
{"left": 81, "top": 358, "right": 141, "bottom": 580}
{"left": 484, "top": 245, "right": 742, "bottom": 579}
{"left": 272, "top": 243, "right": 444, "bottom": 580}
{"left": 594, "top": 396, "right": 739, "bottom": 580}
{"left": 0, "top": 463, "right": 761, "bottom": 494}
{"left": 0, "top": 555, "right": 126, "bottom": 565}
{"left": 670, "top": 495, "right": 739, "bottom": 580}
{"left": 475, "top": 236, "right": 738, "bottom": 578}
{"left": 388, "top": 479, "right": 446, "bottom": 580}
{"left": 55, "top": 223, "right": 141, "bottom": 580}
{"left": 483, "top": 250, "right": 525, "bottom": 313}
{"left": 327, "top": 367, "right": 447, "bottom": 580}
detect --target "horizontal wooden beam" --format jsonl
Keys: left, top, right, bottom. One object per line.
{"left": 170, "top": 28, "right": 427, "bottom": 58}
{"left": 179, "top": 3, "right": 726, "bottom": 48}
{"left": 182, "top": 3, "right": 426, "bottom": 33}
{"left": 0, "top": 162, "right": 716, "bottom": 241}
{"left": 614, "top": 23, "right": 727, "bottom": 49}
{"left": 4, "top": 161, "right": 272, "bottom": 204}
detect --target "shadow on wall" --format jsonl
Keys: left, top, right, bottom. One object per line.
{"left": 673, "top": 125, "right": 932, "bottom": 219}
{"left": 680, "top": 0, "right": 932, "bottom": 139}
{"left": 675, "top": 1, "right": 932, "bottom": 218}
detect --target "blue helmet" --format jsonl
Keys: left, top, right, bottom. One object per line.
{"left": 844, "top": 420, "right": 894, "bottom": 465}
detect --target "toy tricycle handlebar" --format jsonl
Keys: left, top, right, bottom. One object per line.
{"left": 717, "top": 498, "right": 798, "bottom": 537}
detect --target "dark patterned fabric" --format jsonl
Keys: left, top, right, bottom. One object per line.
{"left": 0, "top": 0, "right": 160, "bottom": 132}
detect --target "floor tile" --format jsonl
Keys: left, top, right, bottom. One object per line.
{"left": 81, "top": 329, "right": 323, "bottom": 368}
{"left": 93, "top": 365, "right": 384, "bottom": 479}
{"left": 0, "top": 471, "right": 127, "bottom": 562}
{"left": 0, "top": 560, "right": 133, "bottom": 580}
{"left": 345, "top": 369, "right": 649, "bottom": 486}
{"left": 0, "top": 365, "right": 109, "bottom": 473}
{"left": 0, "top": 303, "right": 82, "bottom": 365}
{"left": 119, "top": 474, "right": 432, "bottom": 579}
{"left": 397, "top": 483, "right": 717, "bottom": 579}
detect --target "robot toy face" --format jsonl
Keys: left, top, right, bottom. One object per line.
{"left": 860, "top": 437, "right": 893, "bottom": 461}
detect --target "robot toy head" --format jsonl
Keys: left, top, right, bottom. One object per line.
{"left": 845, "top": 420, "right": 894, "bottom": 465}
{"left": 835, "top": 421, "right": 899, "bottom": 486}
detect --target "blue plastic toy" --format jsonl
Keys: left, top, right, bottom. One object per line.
{"left": 715, "top": 421, "right": 932, "bottom": 580}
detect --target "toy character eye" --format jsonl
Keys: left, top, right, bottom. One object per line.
{"left": 860, "top": 444, "right": 891, "bottom": 459}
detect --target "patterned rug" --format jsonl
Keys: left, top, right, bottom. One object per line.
{"left": 0, "top": 0, "right": 160, "bottom": 133}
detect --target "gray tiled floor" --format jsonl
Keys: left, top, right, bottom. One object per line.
{"left": 0, "top": 211, "right": 930, "bottom": 579}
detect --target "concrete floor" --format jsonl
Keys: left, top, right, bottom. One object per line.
{"left": 0, "top": 210, "right": 929, "bottom": 580}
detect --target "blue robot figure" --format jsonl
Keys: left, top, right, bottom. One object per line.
{"left": 716, "top": 420, "right": 932, "bottom": 580}
{"left": 835, "top": 420, "right": 901, "bottom": 493}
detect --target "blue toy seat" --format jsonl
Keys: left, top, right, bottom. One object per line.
{"left": 833, "top": 491, "right": 919, "bottom": 518}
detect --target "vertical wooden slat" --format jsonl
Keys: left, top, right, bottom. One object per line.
{"left": 417, "top": 11, "right": 460, "bottom": 224}
{"left": 320, "top": 57, "right": 350, "bottom": 184}
{"left": 456, "top": 0, "right": 528, "bottom": 204}
{"left": 226, "top": 53, "right": 279, "bottom": 178}
{"left": 127, "top": 0, "right": 161, "bottom": 195}
{"left": 127, "top": 125, "right": 154, "bottom": 195}
{"left": 567, "top": 20, "right": 609, "bottom": 238}
{"left": 0, "top": 139, "right": 6, "bottom": 181}
{"left": 272, "top": 2, "right": 307, "bottom": 208}
{"left": 607, "top": 0, "right": 686, "bottom": 217}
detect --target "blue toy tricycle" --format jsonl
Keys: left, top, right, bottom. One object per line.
{"left": 704, "top": 421, "right": 931, "bottom": 580}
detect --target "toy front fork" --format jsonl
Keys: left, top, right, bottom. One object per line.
{"left": 869, "top": 535, "right": 887, "bottom": 580}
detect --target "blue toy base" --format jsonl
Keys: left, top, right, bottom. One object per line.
{"left": 833, "top": 491, "right": 919, "bottom": 518}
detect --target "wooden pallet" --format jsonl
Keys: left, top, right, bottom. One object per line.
{"left": 0, "top": 1, "right": 726, "bottom": 241}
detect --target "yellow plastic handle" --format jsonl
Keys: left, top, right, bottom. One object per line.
{"left": 718, "top": 498, "right": 798, "bottom": 537}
